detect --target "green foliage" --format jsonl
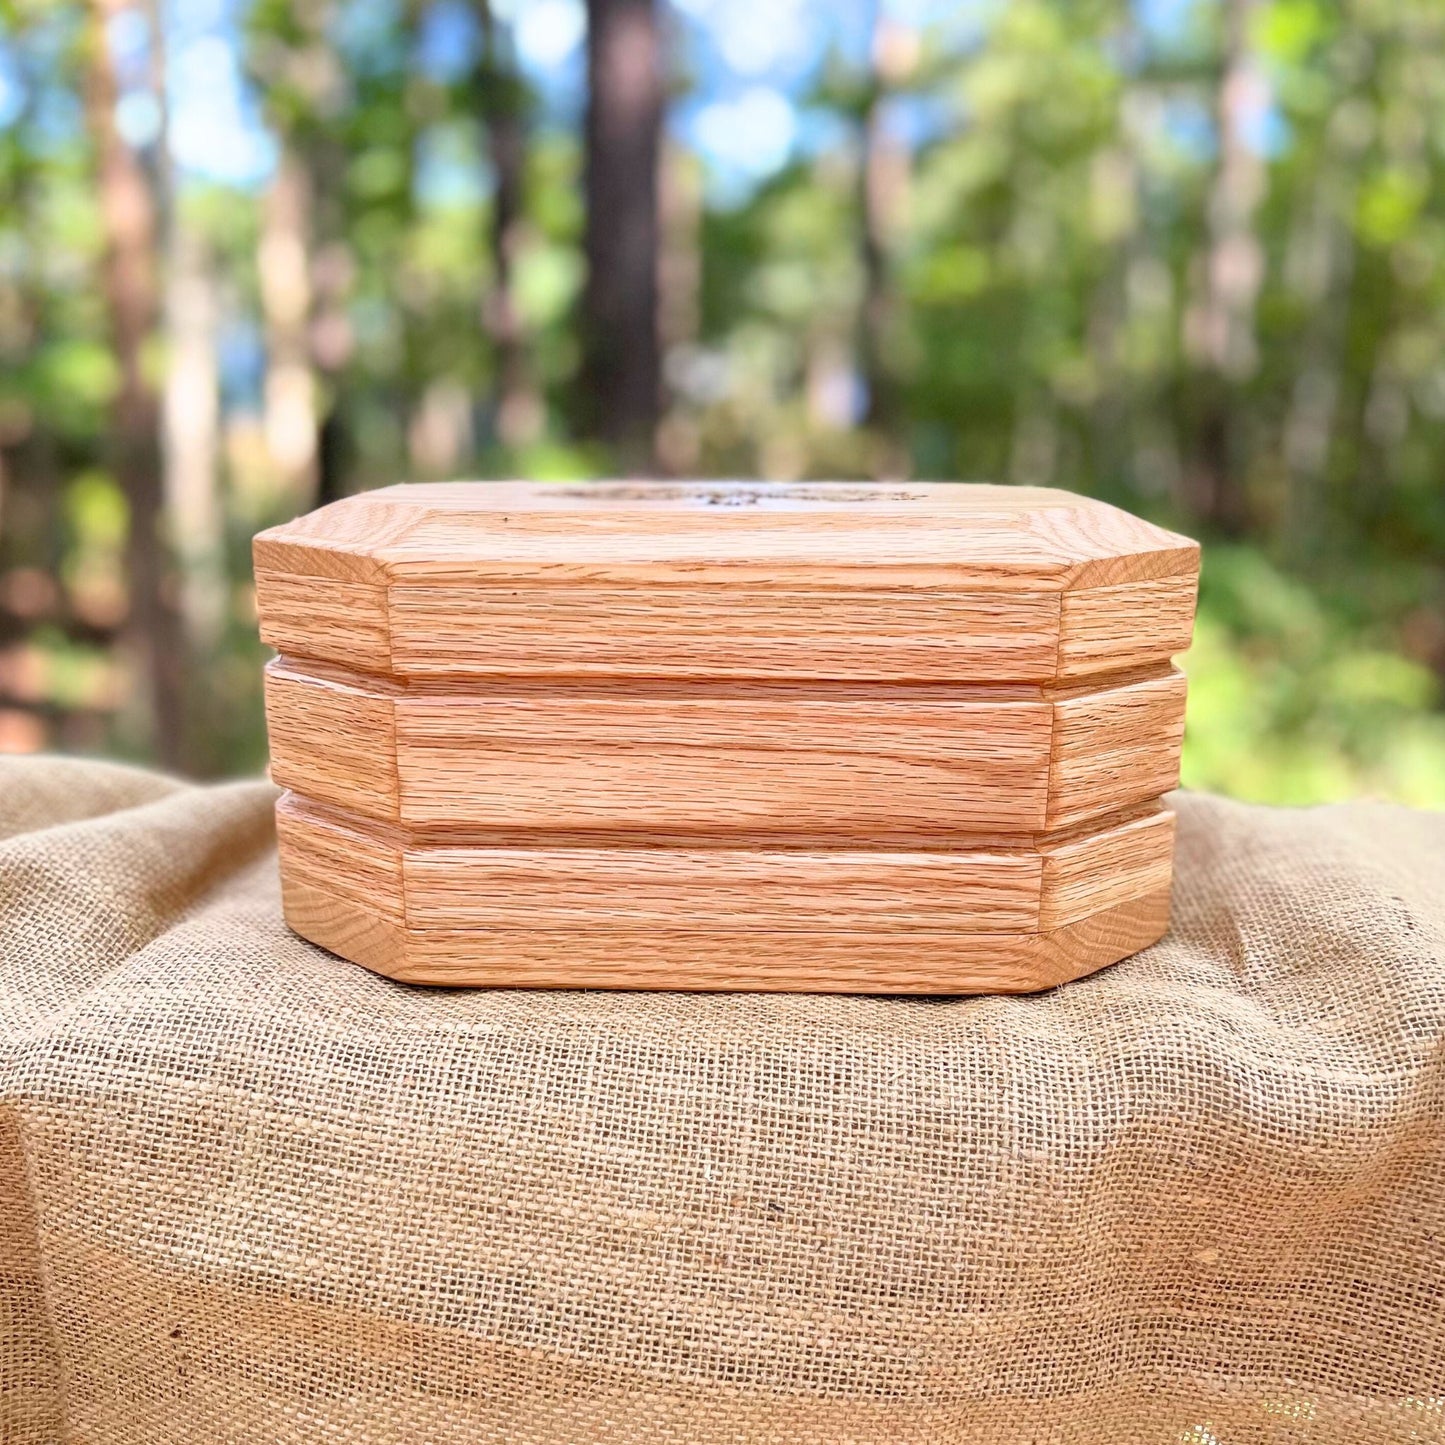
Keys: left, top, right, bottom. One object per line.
{"left": 0, "top": 0, "right": 1440, "bottom": 802}
{"left": 1183, "top": 549, "right": 1445, "bottom": 806}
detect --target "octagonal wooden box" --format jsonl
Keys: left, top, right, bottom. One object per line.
{"left": 254, "top": 481, "right": 1198, "bottom": 993}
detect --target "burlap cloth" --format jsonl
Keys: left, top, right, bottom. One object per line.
{"left": 2, "top": 755, "right": 1442, "bottom": 1444}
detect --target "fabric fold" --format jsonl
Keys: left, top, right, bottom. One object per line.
{"left": 1, "top": 755, "right": 1441, "bottom": 1444}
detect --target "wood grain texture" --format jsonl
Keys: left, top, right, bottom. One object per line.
{"left": 1038, "top": 805, "right": 1175, "bottom": 929}
{"left": 1046, "top": 669, "right": 1188, "bottom": 829}
{"left": 282, "top": 878, "right": 407, "bottom": 975}
{"left": 254, "top": 480, "right": 1199, "bottom": 596}
{"left": 255, "top": 481, "right": 1199, "bottom": 993}
{"left": 281, "top": 871, "right": 1172, "bottom": 993}
{"left": 276, "top": 792, "right": 1047, "bottom": 935}
{"left": 250, "top": 493, "right": 423, "bottom": 582}
{"left": 274, "top": 793, "right": 1177, "bottom": 990}
{"left": 253, "top": 482, "right": 1200, "bottom": 684}
{"left": 264, "top": 664, "right": 398, "bottom": 820}
{"left": 403, "top": 842, "right": 1041, "bottom": 933}
{"left": 1056, "top": 574, "right": 1198, "bottom": 679}
{"left": 275, "top": 794, "right": 403, "bottom": 921}
{"left": 255, "top": 569, "right": 390, "bottom": 673}
{"left": 265, "top": 661, "right": 1189, "bottom": 837}
{"left": 394, "top": 688, "right": 1053, "bottom": 832}
{"left": 388, "top": 584, "right": 1064, "bottom": 682}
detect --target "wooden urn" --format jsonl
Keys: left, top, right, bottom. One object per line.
{"left": 255, "top": 481, "right": 1198, "bottom": 993}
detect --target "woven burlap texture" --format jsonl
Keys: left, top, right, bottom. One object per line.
{"left": 1, "top": 754, "right": 1442, "bottom": 1444}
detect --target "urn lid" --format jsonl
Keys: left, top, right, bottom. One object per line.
{"left": 253, "top": 480, "right": 1198, "bottom": 683}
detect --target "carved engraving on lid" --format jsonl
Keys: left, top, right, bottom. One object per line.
{"left": 551, "top": 483, "right": 931, "bottom": 506}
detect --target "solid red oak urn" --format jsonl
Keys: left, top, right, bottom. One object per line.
{"left": 254, "top": 480, "right": 1198, "bottom": 993}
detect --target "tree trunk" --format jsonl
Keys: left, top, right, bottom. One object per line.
{"left": 162, "top": 229, "right": 224, "bottom": 657}
{"left": 156, "top": 0, "right": 224, "bottom": 691}
{"left": 858, "top": 9, "right": 914, "bottom": 478}
{"left": 86, "top": 0, "right": 185, "bottom": 768}
{"left": 248, "top": 0, "right": 354, "bottom": 504}
{"left": 476, "top": 1, "right": 541, "bottom": 450}
{"left": 259, "top": 149, "right": 319, "bottom": 503}
{"left": 1281, "top": 202, "right": 1354, "bottom": 559}
{"left": 1200, "top": 0, "right": 1266, "bottom": 382}
{"left": 654, "top": 136, "right": 702, "bottom": 475}
{"left": 581, "top": 0, "right": 662, "bottom": 472}
{"left": 1181, "top": 0, "right": 1265, "bottom": 533}
{"left": 0, "top": 55, "right": 60, "bottom": 647}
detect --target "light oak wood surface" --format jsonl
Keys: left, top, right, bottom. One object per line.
{"left": 255, "top": 481, "right": 1198, "bottom": 682}
{"left": 254, "top": 480, "right": 1198, "bottom": 588}
{"left": 264, "top": 661, "right": 1185, "bottom": 834}
{"left": 279, "top": 873, "right": 1173, "bottom": 993}
{"left": 386, "top": 583, "right": 1067, "bottom": 682}
{"left": 275, "top": 790, "right": 1175, "bottom": 933}
{"left": 1056, "top": 573, "right": 1199, "bottom": 679}
{"left": 1046, "top": 669, "right": 1189, "bottom": 828}
{"left": 255, "top": 480, "right": 1199, "bottom": 993}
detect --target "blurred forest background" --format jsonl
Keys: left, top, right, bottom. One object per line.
{"left": 0, "top": 0, "right": 1442, "bottom": 804}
